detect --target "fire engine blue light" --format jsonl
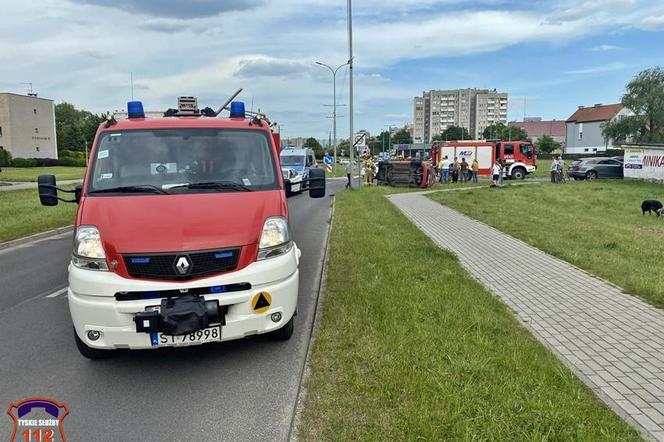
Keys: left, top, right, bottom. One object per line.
{"left": 209, "top": 285, "right": 226, "bottom": 293}
{"left": 127, "top": 101, "right": 145, "bottom": 119}
{"left": 214, "top": 252, "right": 234, "bottom": 259}
{"left": 131, "top": 257, "right": 150, "bottom": 264}
{"left": 230, "top": 101, "right": 245, "bottom": 119}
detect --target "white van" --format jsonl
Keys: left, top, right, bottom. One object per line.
{"left": 280, "top": 147, "right": 318, "bottom": 195}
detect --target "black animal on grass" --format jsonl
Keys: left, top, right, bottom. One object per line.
{"left": 641, "top": 199, "right": 663, "bottom": 216}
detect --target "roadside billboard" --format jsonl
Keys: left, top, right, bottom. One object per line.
{"left": 623, "top": 145, "right": 664, "bottom": 181}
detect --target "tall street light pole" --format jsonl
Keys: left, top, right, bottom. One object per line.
{"left": 384, "top": 125, "right": 394, "bottom": 159}
{"left": 347, "top": 0, "right": 357, "bottom": 188}
{"left": 315, "top": 61, "right": 349, "bottom": 174}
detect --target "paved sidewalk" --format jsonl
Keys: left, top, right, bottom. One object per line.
{"left": 389, "top": 193, "right": 664, "bottom": 441}
{"left": 0, "top": 179, "right": 82, "bottom": 192}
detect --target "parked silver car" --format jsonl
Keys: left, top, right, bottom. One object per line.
{"left": 567, "top": 157, "right": 623, "bottom": 180}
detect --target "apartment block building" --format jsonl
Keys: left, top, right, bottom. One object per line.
{"left": 0, "top": 93, "right": 58, "bottom": 159}
{"left": 413, "top": 88, "right": 508, "bottom": 142}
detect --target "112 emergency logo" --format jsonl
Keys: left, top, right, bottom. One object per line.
{"left": 6, "top": 398, "right": 69, "bottom": 442}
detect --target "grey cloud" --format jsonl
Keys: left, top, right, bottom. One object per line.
{"left": 68, "top": 0, "right": 258, "bottom": 18}
{"left": 234, "top": 59, "right": 311, "bottom": 78}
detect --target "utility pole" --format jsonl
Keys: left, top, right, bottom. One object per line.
{"left": 347, "top": 0, "right": 356, "bottom": 188}
{"left": 383, "top": 125, "right": 394, "bottom": 159}
{"left": 316, "top": 61, "right": 349, "bottom": 174}
{"left": 523, "top": 96, "right": 527, "bottom": 121}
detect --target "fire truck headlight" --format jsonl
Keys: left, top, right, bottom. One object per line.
{"left": 72, "top": 226, "right": 109, "bottom": 271}
{"left": 258, "top": 217, "right": 292, "bottom": 260}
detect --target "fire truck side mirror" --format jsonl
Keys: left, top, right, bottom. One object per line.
{"left": 38, "top": 175, "right": 59, "bottom": 206}
{"left": 308, "top": 168, "right": 326, "bottom": 198}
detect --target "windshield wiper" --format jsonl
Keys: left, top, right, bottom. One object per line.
{"left": 89, "top": 185, "right": 170, "bottom": 195}
{"left": 169, "top": 181, "right": 252, "bottom": 192}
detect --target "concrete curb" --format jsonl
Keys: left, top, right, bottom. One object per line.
{"left": 288, "top": 194, "right": 336, "bottom": 441}
{"left": 0, "top": 226, "right": 73, "bottom": 252}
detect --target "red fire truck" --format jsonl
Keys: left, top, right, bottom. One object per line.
{"left": 431, "top": 140, "right": 537, "bottom": 179}
{"left": 36, "top": 95, "right": 326, "bottom": 359}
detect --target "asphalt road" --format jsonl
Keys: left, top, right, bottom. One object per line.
{"left": 0, "top": 179, "right": 344, "bottom": 441}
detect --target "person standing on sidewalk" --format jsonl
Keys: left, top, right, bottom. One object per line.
{"left": 471, "top": 158, "right": 479, "bottom": 183}
{"left": 550, "top": 157, "right": 560, "bottom": 183}
{"left": 437, "top": 158, "right": 443, "bottom": 183}
{"left": 345, "top": 161, "right": 352, "bottom": 189}
{"left": 460, "top": 158, "right": 469, "bottom": 182}
{"left": 364, "top": 154, "right": 374, "bottom": 185}
{"left": 557, "top": 156, "right": 565, "bottom": 183}
{"left": 491, "top": 161, "right": 501, "bottom": 186}
{"left": 440, "top": 155, "right": 451, "bottom": 183}
{"left": 498, "top": 160, "right": 505, "bottom": 186}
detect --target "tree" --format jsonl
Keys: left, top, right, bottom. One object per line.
{"left": 55, "top": 102, "right": 105, "bottom": 153}
{"left": 366, "top": 131, "right": 392, "bottom": 155}
{"left": 602, "top": 66, "right": 664, "bottom": 144}
{"left": 535, "top": 135, "right": 561, "bottom": 154}
{"left": 483, "top": 122, "right": 528, "bottom": 141}
{"left": 304, "top": 137, "right": 325, "bottom": 159}
{"left": 337, "top": 139, "right": 350, "bottom": 157}
{"left": 435, "top": 126, "right": 470, "bottom": 142}
{"left": 391, "top": 128, "right": 412, "bottom": 144}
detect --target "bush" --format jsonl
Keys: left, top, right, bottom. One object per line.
{"left": 4, "top": 156, "right": 86, "bottom": 167}
{"left": 10, "top": 158, "right": 38, "bottom": 167}
{"left": 59, "top": 149, "right": 86, "bottom": 159}
{"left": 0, "top": 149, "right": 12, "bottom": 167}
{"left": 58, "top": 157, "right": 87, "bottom": 167}
{"left": 33, "top": 158, "right": 60, "bottom": 167}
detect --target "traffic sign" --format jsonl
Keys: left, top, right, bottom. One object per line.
{"left": 323, "top": 155, "right": 333, "bottom": 172}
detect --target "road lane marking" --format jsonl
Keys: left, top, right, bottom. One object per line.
{"left": 45, "top": 287, "right": 68, "bottom": 298}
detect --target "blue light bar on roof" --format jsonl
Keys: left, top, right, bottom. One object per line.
{"left": 230, "top": 101, "right": 245, "bottom": 119}
{"left": 127, "top": 101, "right": 145, "bottom": 119}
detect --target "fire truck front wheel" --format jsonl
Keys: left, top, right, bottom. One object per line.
{"left": 511, "top": 167, "right": 526, "bottom": 180}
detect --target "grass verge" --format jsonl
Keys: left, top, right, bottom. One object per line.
{"left": 326, "top": 164, "right": 351, "bottom": 178}
{"left": 428, "top": 180, "right": 664, "bottom": 308}
{"left": 0, "top": 166, "right": 86, "bottom": 182}
{"left": 298, "top": 186, "right": 639, "bottom": 441}
{"left": 533, "top": 159, "right": 561, "bottom": 178}
{"left": 0, "top": 187, "right": 77, "bottom": 242}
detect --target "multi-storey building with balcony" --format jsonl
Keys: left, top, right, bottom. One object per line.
{"left": 413, "top": 88, "right": 508, "bottom": 142}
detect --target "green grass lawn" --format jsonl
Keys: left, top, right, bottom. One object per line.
{"left": 298, "top": 187, "right": 638, "bottom": 441}
{"left": 0, "top": 187, "right": 77, "bottom": 242}
{"left": 429, "top": 180, "right": 664, "bottom": 308}
{"left": 325, "top": 165, "right": 349, "bottom": 178}
{"left": 533, "top": 159, "right": 553, "bottom": 178}
{"left": 0, "top": 166, "right": 86, "bottom": 182}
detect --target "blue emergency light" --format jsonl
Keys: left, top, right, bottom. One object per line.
{"left": 230, "top": 101, "right": 245, "bottom": 119}
{"left": 127, "top": 101, "right": 145, "bottom": 119}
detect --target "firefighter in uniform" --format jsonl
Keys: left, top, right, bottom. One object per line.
{"left": 364, "top": 154, "right": 374, "bottom": 185}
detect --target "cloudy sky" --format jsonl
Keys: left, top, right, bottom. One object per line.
{"left": 1, "top": 0, "right": 664, "bottom": 140}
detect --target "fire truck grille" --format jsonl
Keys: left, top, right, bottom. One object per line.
{"left": 123, "top": 248, "right": 241, "bottom": 280}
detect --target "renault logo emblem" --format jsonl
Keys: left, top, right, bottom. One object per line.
{"left": 175, "top": 256, "right": 191, "bottom": 275}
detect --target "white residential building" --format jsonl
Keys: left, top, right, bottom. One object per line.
{"left": 0, "top": 93, "right": 58, "bottom": 159}
{"left": 413, "top": 88, "right": 508, "bottom": 142}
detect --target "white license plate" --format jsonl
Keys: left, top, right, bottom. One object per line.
{"left": 157, "top": 326, "right": 222, "bottom": 347}
{"left": 291, "top": 183, "right": 301, "bottom": 192}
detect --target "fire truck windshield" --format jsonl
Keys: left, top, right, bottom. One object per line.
{"left": 88, "top": 129, "right": 279, "bottom": 194}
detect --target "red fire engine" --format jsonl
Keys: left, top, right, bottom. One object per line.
{"left": 431, "top": 140, "right": 537, "bottom": 179}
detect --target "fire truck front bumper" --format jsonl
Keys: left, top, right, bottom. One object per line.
{"left": 68, "top": 244, "right": 301, "bottom": 350}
